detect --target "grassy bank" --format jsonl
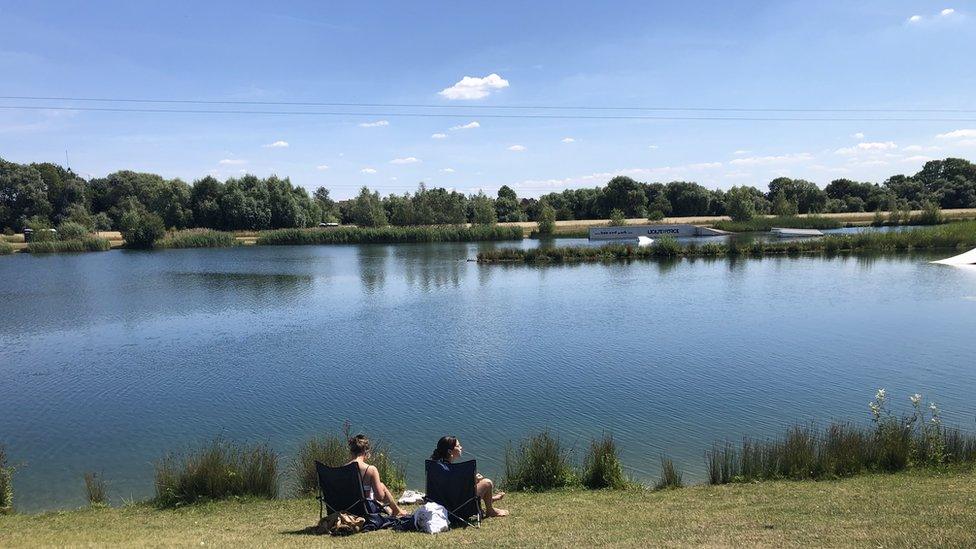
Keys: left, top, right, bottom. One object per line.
{"left": 257, "top": 225, "right": 523, "bottom": 245}
{"left": 1, "top": 468, "right": 973, "bottom": 547}
{"left": 156, "top": 229, "right": 238, "bottom": 249}
{"left": 25, "top": 237, "right": 112, "bottom": 254}
{"left": 712, "top": 215, "right": 842, "bottom": 232}
{"left": 480, "top": 221, "right": 976, "bottom": 263}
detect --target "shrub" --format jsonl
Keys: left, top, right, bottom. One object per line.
{"left": 0, "top": 445, "right": 12, "bottom": 514}
{"left": 913, "top": 201, "right": 945, "bottom": 225}
{"left": 26, "top": 237, "right": 111, "bottom": 254}
{"left": 654, "top": 456, "right": 683, "bottom": 490}
{"left": 157, "top": 229, "right": 237, "bottom": 249}
{"left": 56, "top": 221, "right": 89, "bottom": 240}
{"left": 369, "top": 444, "right": 406, "bottom": 495}
{"left": 537, "top": 204, "right": 556, "bottom": 236}
{"left": 2, "top": 227, "right": 13, "bottom": 236}
{"left": 647, "top": 210, "right": 665, "bottom": 221}
{"left": 0, "top": 240, "right": 12, "bottom": 255}
{"left": 580, "top": 434, "right": 627, "bottom": 490}
{"left": 120, "top": 209, "right": 166, "bottom": 249}
{"left": 153, "top": 439, "right": 278, "bottom": 508}
{"left": 651, "top": 236, "right": 682, "bottom": 258}
{"left": 608, "top": 209, "right": 626, "bottom": 227}
{"left": 84, "top": 472, "right": 107, "bottom": 507}
{"left": 503, "top": 431, "right": 574, "bottom": 491}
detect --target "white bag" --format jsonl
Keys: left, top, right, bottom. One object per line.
{"left": 414, "top": 501, "right": 450, "bottom": 534}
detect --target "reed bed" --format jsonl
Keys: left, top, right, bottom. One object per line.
{"left": 0, "top": 240, "right": 12, "bottom": 255}
{"left": 84, "top": 472, "right": 107, "bottom": 507}
{"left": 156, "top": 229, "right": 238, "bottom": 249}
{"left": 153, "top": 440, "right": 278, "bottom": 508}
{"left": 655, "top": 456, "right": 684, "bottom": 490}
{"left": 479, "top": 222, "right": 976, "bottom": 264}
{"left": 25, "top": 237, "right": 111, "bottom": 254}
{"left": 503, "top": 431, "right": 575, "bottom": 491}
{"left": 0, "top": 445, "right": 12, "bottom": 515}
{"left": 257, "top": 224, "right": 523, "bottom": 245}
{"left": 292, "top": 431, "right": 406, "bottom": 497}
{"left": 580, "top": 434, "right": 628, "bottom": 490}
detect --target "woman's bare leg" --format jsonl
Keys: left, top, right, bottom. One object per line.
{"left": 476, "top": 478, "right": 508, "bottom": 517}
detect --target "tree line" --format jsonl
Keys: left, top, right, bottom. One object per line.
{"left": 3, "top": 156, "right": 976, "bottom": 233}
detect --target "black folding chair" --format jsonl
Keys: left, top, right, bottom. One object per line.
{"left": 315, "top": 461, "right": 369, "bottom": 520}
{"left": 425, "top": 459, "right": 482, "bottom": 528}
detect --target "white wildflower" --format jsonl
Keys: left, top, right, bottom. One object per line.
{"left": 910, "top": 393, "right": 922, "bottom": 405}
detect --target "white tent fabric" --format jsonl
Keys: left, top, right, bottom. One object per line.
{"left": 932, "top": 247, "right": 976, "bottom": 265}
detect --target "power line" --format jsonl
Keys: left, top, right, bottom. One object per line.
{"left": 3, "top": 95, "right": 975, "bottom": 113}
{"left": 3, "top": 104, "right": 976, "bottom": 122}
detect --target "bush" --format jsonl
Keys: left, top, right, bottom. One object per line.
{"left": 580, "top": 434, "right": 627, "bottom": 490}
{"left": 0, "top": 445, "right": 12, "bottom": 514}
{"left": 913, "top": 201, "right": 945, "bottom": 225}
{"left": 0, "top": 240, "right": 12, "bottom": 255}
{"left": 26, "top": 237, "right": 111, "bottom": 254}
{"left": 608, "top": 209, "right": 626, "bottom": 227}
{"left": 56, "top": 221, "right": 90, "bottom": 240}
{"left": 84, "top": 472, "right": 107, "bottom": 507}
{"left": 537, "top": 204, "right": 556, "bottom": 236}
{"left": 647, "top": 210, "right": 665, "bottom": 221}
{"left": 157, "top": 229, "right": 237, "bottom": 249}
{"left": 120, "top": 209, "right": 166, "bottom": 249}
{"left": 503, "top": 431, "right": 574, "bottom": 491}
{"left": 654, "top": 456, "right": 683, "bottom": 490}
{"left": 293, "top": 430, "right": 405, "bottom": 497}
{"left": 153, "top": 439, "right": 278, "bottom": 508}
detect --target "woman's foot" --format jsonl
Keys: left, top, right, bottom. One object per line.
{"left": 486, "top": 507, "right": 509, "bottom": 517}
{"left": 491, "top": 491, "right": 506, "bottom": 502}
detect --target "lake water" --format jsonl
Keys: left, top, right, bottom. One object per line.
{"left": 2, "top": 241, "right": 975, "bottom": 512}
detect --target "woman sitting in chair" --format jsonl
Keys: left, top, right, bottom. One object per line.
{"left": 347, "top": 434, "right": 410, "bottom": 517}
{"left": 431, "top": 435, "right": 509, "bottom": 517}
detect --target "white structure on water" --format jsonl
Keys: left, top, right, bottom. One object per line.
{"left": 770, "top": 227, "right": 824, "bottom": 238}
{"left": 589, "top": 224, "right": 728, "bottom": 240}
{"left": 932, "top": 247, "right": 976, "bottom": 266}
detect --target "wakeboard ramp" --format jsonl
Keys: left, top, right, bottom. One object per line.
{"left": 932, "top": 247, "right": 976, "bottom": 265}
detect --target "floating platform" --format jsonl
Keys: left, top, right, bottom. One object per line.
{"left": 770, "top": 227, "right": 824, "bottom": 238}
{"left": 932, "top": 247, "right": 976, "bottom": 266}
{"left": 589, "top": 224, "right": 729, "bottom": 240}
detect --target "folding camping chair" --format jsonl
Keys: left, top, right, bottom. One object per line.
{"left": 424, "top": 459, "right": 483, "bottom": 528}
{"left": 315, "top": 460, "right": 370, "bottom": 520}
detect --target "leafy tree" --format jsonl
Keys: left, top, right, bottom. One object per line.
{"left": 351, "top": 187, "right": 387, "bottom": 227}
{"left": 771, "top": 191, "right": 798, "bottom": 216}
{"left": 119, "top": 208, "right": 165, "bottom": 248}
{"left": 313, "top": 186, "right": 339, "bottom": 223}
{"left": 724, "top": 186, "right": 757, "bottom": 222}
{"left": 600, "top": 176, "right": 648, "bottom": 217}
{"left": 665, "top": 182, "right": 712, "bottom": 216}
{"left": 0, "top": 159, "right": 53, "bottom": 230}
{"left": 537, "top": 203, "right": 556, "bottom": 235}
{"left": 608, "top": 208, "right": 626, "bottom": 226}
{"left": 470, "top": 192, "right": 497, "bottom": 225}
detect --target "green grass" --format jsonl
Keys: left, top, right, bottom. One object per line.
{"left": 156, "top": 229, "right": 238, "bottom": 249}
{"left": 713, "top": 215, "right": 843, "bottom": 232}
{"left": 257, "top": 225, "right": 523, "bottom": 245}
{"left": 480, "top": 221, "right": 976, "bottom": 264}
{"left": 25, "top": 237, "right": 111, "bottom": 254}
{"left": 153, "top": 440, "right": 278, "bottom": 508}
{"left": 0, "top": 445, "right": 12, "bottom": 515}
{"left": 503, "top": 431, "right": 575, "bottom": 491}
{"left": 2, "top": 469, "right": 975, "bottom": 547}
{"left": 0, "top": 240, "right": 12, "bottom": 255}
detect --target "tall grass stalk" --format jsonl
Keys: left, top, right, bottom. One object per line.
{"left": 654, "top": 456, "right": 683, "bottom": 490}
{"left": 84, "top": 472, "right": 107, "bottom": 507}
{"left": 503, "top": 431, "right": 575, "bottom": 491}
{"left": 153, "top": 439, "right": 278, "bottom": 508}
{"left": 0, "top": 445, "right": 12, "bottom": 514}
{"left": 293, "top": 429, "right": 405, "bottom": 497}
{"left": 26, "top": 237, "right": 111, "bottom": 254}
{"left": 580, "top": 434, "right": 627, "bottom": 490}
{"left": 257, "top": 224, "right": 523, "bottom": 245}
{"left": 156, "top": 229, "right": 237, "bottom": 249}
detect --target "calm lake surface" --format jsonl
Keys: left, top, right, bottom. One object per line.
{"left": 2, "top": 241, "right": 975, "bottom": 511}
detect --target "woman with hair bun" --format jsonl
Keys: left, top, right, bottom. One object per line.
{"left": 431, "top": 435, "right": 508, "bottom": 517}
{"left": 347, "top": 434, "right": 410, "bottom": 517}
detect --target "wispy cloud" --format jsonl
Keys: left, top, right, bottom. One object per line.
{"left": 937, "top": 128, "right": 976, "bottom": 139}
{"left": 648, "top": 145, "right": 659, "bottom": 150}
{"left": 908, "top": 14, "right": 922, "bottom": 23}
{"left": 390, "top": 157, "right": 421, "bottom": 164}
{"left": 730, "top": 152, "right": 813, "bottom": 165}
{"left": 438, "top": 73, "right": 510, "bottom": 100}
{"left": 358, "top": 120, "right": 389, "bottom": 128}
{"left": 903, "top": 145, "right": 940, "bottom": 153}
{"left": 263, "top": 140, "right": 289, "bottom": 148}
{"left": 440, "top": 168, "right": 455, "bottom": 173}
{"left": 941, "top": 8, "right": 955, "bottom": 16}
{"left": 431, "top": 133, "right": 448, "bottom": 139}
{"left": 732, "top": 150, "right": 750, "bottom": 156}
{"left": 834, "top": 142, "right": 897, "bottom": 155}
{"left": 449, "top": 121, "right": 480, "bottom": 131}
{"left": 561, "top": 137, "right": 576, "bottom": 143}
{"left": 316, "top": 164, "right": 330, "bottom": 170}
{"left": 508, "top": 145, "right": 527, "bottom": 152}
{"left": 360, "top": 167, "right": 377, "bottom": 174}
{"left": 852, "top": 132, "right": 865, "bottom": 140}
{"left": 218, "top": 158, "right": 247, "bottom": 165}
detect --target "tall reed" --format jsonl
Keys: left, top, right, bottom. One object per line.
{"left": 26, "top": 237, "right": 111, "bottom": 254}
{"left": 0, "top": 445, "right": 12, "bottom": 514}
{"left": 257, "top": 224, "right": 523, "bottom": 245}
{"left": 84, "top": 472, "right": 107, "bottom": 507}
{"left": 293, "top": 430, "right": 406, "bottom": 497}
{"left": 156, "top": 229, "right": 237, "bottom": 249}
{"left": 580, "top": 434, "right": 627, "bottom": 490}
{"left": 0, "top": 240, "right": 13, "bottom": 255}
{"left": 153, "top": 439, "right": 278, "bottom": 508}
{"left": 654, "top": 456, "right": 683, "bottom": 490}
{"left": 503, "top": 431, "right": 575, "bottom": 491}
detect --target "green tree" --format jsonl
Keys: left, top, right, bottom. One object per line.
{"left": 119, "top": 208, "right": 165, "bottom": 248}
{"left": 470, "top": 192, "right": 497, "bottom": 225}
{"left": 771, "top": 191, "right": 798, "bottom": 216}
{"left": 537, "top": 203, "right": 556, "bottom": 235}
{"left": 313, "top": 186, "right": 339, "bottom": 223}
{"left": 351, "top": 187, "right": 388, "bottom": 227}
{"left": 724, "top": 186, "right": 757, "bottom": 222}
{"left": 495, "top": 185, "right": 525, "bottom": 222}
{"left": 608, "top": 208, "right": 626, "bottom": 226}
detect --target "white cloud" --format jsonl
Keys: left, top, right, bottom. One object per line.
{"left": 316, "top": 164, "right": 330, "bottom": 170}
{"left": 561, "top": 137, "right": 576, "bottom": 143}
{"left": 733, "top": 150, "right": 750, "bottom": 155}
{"left": 263, "top": 140, "right": 289, "bottom": 148}
{"left": 449, "top": 121, "right": 480, "bottom": 131}
{"left": 218, "top": 158, "right": 247, "bottom": 165}
{"left": 852, "top": 132, "right": 865, "bottom": 139}
{"left": 390, "top": 157, "right": 421, "bottom": 165}
{"left": 834, "top": 142, "right": 897, "bottom": 155}
{"left": 508, "top": 145, "right": 527, "bottom": 152}
{"left": 730, "top": 152, "right": 814, "bottom": 166}
{"left": 908, "top": 14, "right": 922, "bottom": 22}
{"left": 389, "top": 177, "right": 398, "bottom": 181}
{"left": 648, "top": 145, "right": 659, "bottom": 150}
{"left": 431, "top": 133, "right": 448, "bottom": 139}
{"left": 513, "top": 163, "right": 725, "bottom": 192}
{"left": 937, "top": 128, "right": 976, "bottom": 139}
{"left": 941, "top": 8, "right": 955, "bottom": 16}
{"left": 902, "top": 155, "right": 933, "bottom": 163}
{"left": 358, "top": 120, "right": 389, "bottom": 128}
{"left": 903, "top": 145, "right": 941, "bottom": 152}
{"left": 440, "top": 168, "right": 456, "bottom": 173}
{"left": 438, "top": 73, "right": 510, "bottom": 100}
{"left": 360, "top": 168, "right": 377, "bottom": 174}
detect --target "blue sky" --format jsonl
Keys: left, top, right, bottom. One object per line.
{"left": 2, "top": 1, "right": 976, "bottom": 198}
